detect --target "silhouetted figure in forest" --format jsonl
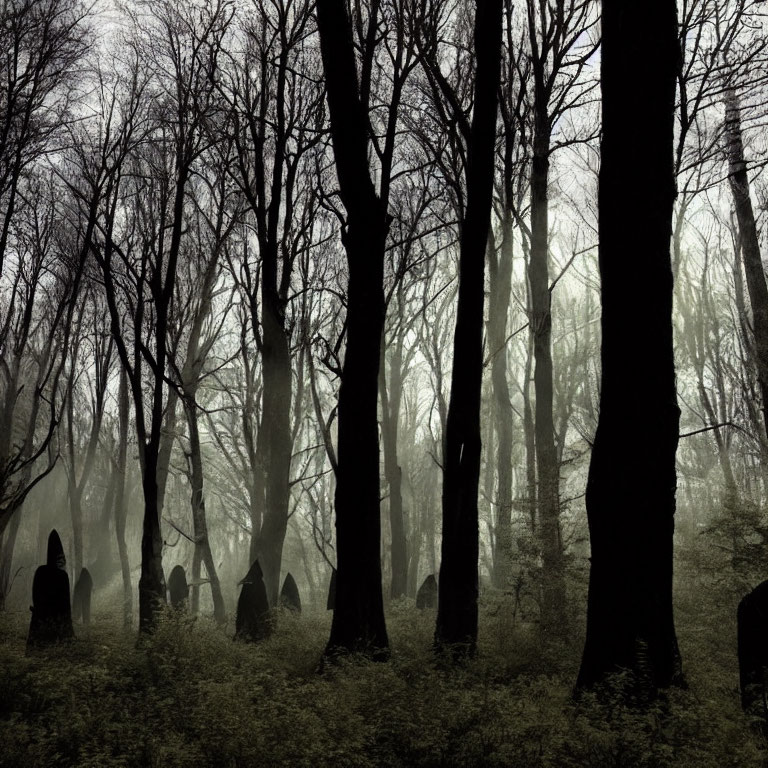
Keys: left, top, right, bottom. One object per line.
{"left": 416, "top": 575, "right": 437, "bottom": 609}
{"left": 326, "top": 568, "right": 336, "bottom": 611}
{"left": 738, "top": 580, "right": 768, "bottom": 727}
{"left": 235, "top": 560, "right": 271, "bottom": 642}
{"left": 72, "top": 567, "right": 93, "bottom": 625}
{"left": 168, "top": 565, "right": 189, "bottom": 609}
{"left": 280, "top": 572, "right": 301, "bottom": 613}
{"left": 27, "top": 530, "right": 75, "bottom": 649}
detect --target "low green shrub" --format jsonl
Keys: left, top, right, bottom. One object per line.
{"left": 0, "top": 595, "right": 764, "bottom": 768}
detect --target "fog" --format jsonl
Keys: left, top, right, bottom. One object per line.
{"left": 1, "top": 0, "right": 768, "bottom": 764}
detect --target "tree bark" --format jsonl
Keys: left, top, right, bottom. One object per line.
{"left": 256, "top": 289, "right": 292, "bottom": 608}
{"left": 435, "top": 0, "right": 503, "bottom": 656}
{"left": 489, "top": 213, "right": 514, "bottom": 590}
{"left": 184, "top": 395, "right": 226, "bottom": 623}
{"left": 576, "top": 0, "right": 682, "bottom": 695}
{"left": 380, "top": 317, "right": 408, "bottom": 600}
{"left": 725, "top": 88, "right": 768, "bottom": 442}
{"left": 0, "top": 509, "right": 21, "bottom": 610}
{"left": 114, "top": 368, "right": 132, "bottom": 628}
{"left": 528, "top": 102, "right": 564, "bottom": 633}
{"left": 523, "top": 331, "right": 537, "bottom": 534}
{"left": 138, "top": 449, "right": 166, "bottom": 633}
{"left": 317, "top": 0, "right": 390, "bottom": 657}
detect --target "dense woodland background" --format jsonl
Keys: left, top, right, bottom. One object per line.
{"left": 1, "top": 0, "right": 768, "bottom": 763}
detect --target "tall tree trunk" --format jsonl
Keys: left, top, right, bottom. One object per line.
{"left": 732, "top": 236, "right": 768, "bottom": 501}
{"left": 317, "top": 0, "right": 390, "bottom": 657}
{"left": 489, "top": 213, "right": 514, "bottom": 590}
{"left": 248, "top": 466, "right": 266, "bottom": 565}
{"left": 407, "top": 514, "right": 422, "bottom": 598}
{"left": 528, "top": 111, "right": 564, "bottom": 632}
{"left": 91, "top": 465, "right": 117, "bottom": 585}
{"left": 380, "top": 325, "right": 408, "bottom": 599}
{"left": 156, "top": 390, "right": 178, "bottom": 522}
{"left": 435, "top": 0, "right": 503, "bottom": 656}
{"left": 257, "top": 294, "right": 292, "bottom": 607}
{"left": 523, "top": 320, "right": 537, "bottom": 534}
{"left": 725, "top": 88, "right": 768, "bottom": 442}
{"left": 115, "top": 368, "right": 132, "bottom": 627}
{"left": 69, "top": 490, "right": 85, "bottom": 579}
{"left": 184, "top": 395, "right": 226, "bottom": 623}
{"left": 139, "top": 448, "right": 166, "bottom": 632}
{"left": 243, "top": 364, "right": 265, "bottom": 563}
{"left": 576, "top": 0, "right": 682, "bottom": 695}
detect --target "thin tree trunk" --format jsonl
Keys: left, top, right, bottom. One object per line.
{"left": 184, "top": 395, "right": 226, "bottom": 623}
{"left": 523, "top": 323, "right": 537, "bottom": 533}
{"left": 528, "top": 115, "right": 564, "bottom": 633}
{"left": 138, "top": 448, "right": 166, "bottom": 632}
{"left": 115, "top": 368, "right": 133, "bottom": 627}
{"left": 156, "top": 389, "right": 178, "bottom": 522}
{"left": 435, "top": 0, "right": 503, "bottom": 656}
{"left": 380, "top": 325, "right": 408, "bottom": 599}
{"left": 489, "top": 213, "right": 514, "bottom": 590}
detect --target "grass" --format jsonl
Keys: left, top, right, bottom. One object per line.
{"left": 0, "top": 589, "right": 764, "bottom": 767}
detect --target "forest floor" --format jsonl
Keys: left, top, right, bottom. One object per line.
{"left": 0, "top": 587, "right": 764, "bottom": 768}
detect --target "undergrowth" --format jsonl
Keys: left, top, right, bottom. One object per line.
{"left": 0, "top": 594, "right": 763, "bottom": 767}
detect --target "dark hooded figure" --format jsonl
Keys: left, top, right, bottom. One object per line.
{"left": 27, "top": 530, "right": 75, "bottom": 648}
{"left": 72, "top": 567, "right": 93, "bottom": 625}
{"left": 279, "top": 572, "right": 302, "bottom": 613}
{"left": 235, "top": 560, "right": 271, "bottom": 642}
{"left": 168, "top": 565, "right": 189, "bottom": 609}
{"left": 416, "top": 574, "right": 438, "bottom": 609}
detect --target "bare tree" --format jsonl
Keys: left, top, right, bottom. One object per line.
{"left": 420, "top": 0, "right": 504, "bottom": 656}
{"left": 221, "top": 0, "right": 323, "bottom": 605}
{"left": 316, "top": 0, "right": 392, "bottom": 657}
{"left": 93, "top": 0, "right": 233, "bottom": 630}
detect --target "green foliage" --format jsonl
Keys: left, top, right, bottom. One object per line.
{"left": 0, "top": 597, "right": 764, "bottom": 768}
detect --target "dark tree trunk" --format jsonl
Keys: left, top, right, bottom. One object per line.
{"left": 243, "top": 365, "right": 265, "bottom": 564}
{"left": 522, "top": 357, "right": 538, "bottom": 534}
{"left": 576, "top": 1, "right": 682, "bottom": 695}
{"left": 138, "top": 449, "right": 166, "bottom": 633}
{"left": 114, "top": 368, "right": 132, "bottom": 627}
{"left": 380, "top": 324, "right": 408, "bottom": 600}
{"left": 184, "top": 396, "right": 226, "bottom": 623}
{"left": 435, "top": 0, "right": 503, "bottom": 656}
{"left": 257, "top": 291, "right": 292, "bottom": 608}
{"left": 156, "top": 390, "right": 178, "bottom": 521}
{"left": 725, "top": 89, "right": 768, "bottom": 442}
{"left": 0, "top": 509, "right": 21, "bottom": 610}
{"left": 317, "top": 0, "right": 390, "bottom": 657}
{"left": 528, "top": 119, "right": 564, "bottom": 631}
{"left": 489, "top": 213, "right": 514, "bottom": 590}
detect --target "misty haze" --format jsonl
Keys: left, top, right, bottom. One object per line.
{"left": 1, "top": 0, "right": 768, "bottom": 765}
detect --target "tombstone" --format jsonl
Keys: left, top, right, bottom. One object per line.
{"left": 279, "top": 572, "right": 302, "bottom": 613}
{"left": 168, "top": 565, "right": 189, "bottom": 609}
{"left": 326, "top": 568, "right": 337, "bottom": 611}
{"left": 738, "top": 580, "right": 768, "bottom": 723}
{"left": 27, "top": 530, "right": 75, "bottom": 648}
{"left": 235, "top": 560, "right": 271, "bottom": 642}
{"left": 416, "top": 574, "right": 438, "bottom": 609}
{"left": 72, "top": 567, "right": 93, "bottom": 625}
